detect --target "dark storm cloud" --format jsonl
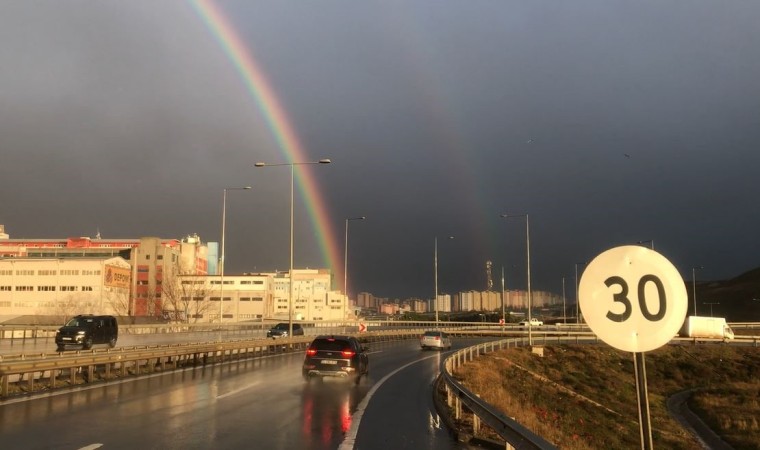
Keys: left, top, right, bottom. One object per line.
{"left": 1, "top": 1, "right": 759, "bottom": 300}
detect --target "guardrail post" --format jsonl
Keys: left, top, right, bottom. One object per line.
{"left": 472, "top": 410, "right": 480, "bottom": 435}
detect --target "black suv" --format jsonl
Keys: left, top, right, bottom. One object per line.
{"left": 267, "top": 322, "right": 304, "bottom": 339}
{"left": 55, "top": 315, "right": 118, "bottom": 351}
{"left": 302, "top": 335, "right": 369, "bottom": 384}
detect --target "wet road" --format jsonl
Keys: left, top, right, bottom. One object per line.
{"left": 0, "top": 338, "right": 485, "bottom": 450}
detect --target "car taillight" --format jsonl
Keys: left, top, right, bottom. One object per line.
{"left": 306, "top": 348, "right": 317, "bottom": 356}
{"left": 341, "top": 350, "right": 355, "bottom": 358}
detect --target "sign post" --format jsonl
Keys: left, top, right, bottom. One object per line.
{"left": 579, "top": 245, "right": 687, "bottom": 449}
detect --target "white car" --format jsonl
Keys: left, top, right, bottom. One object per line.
{"left": 420, "top": 330, "right": 452, "bottom": 350}
{"left": 518, "top": 318, "right": 543, "bottom": 327}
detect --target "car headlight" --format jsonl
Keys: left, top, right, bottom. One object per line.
{"left": 77, "top": 331, "right": 86, "bottom": 335}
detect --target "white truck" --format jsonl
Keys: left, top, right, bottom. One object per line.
{"left": 678, "top": 316, "right": 735, "bottom": 340}
{"left": 518, "top": 318, "right": 543, "bottom": 327}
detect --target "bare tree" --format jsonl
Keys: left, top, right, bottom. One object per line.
{"left": 160, "top": 272, "right": 213, "bottom": 323}
{"left": 50, "top": 293, "right": 92, "bottom": 324}
{"left": 103, "top": 288, "right": 135, "bottom": 324}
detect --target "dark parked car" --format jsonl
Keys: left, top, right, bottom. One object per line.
{"left": 267, "top": 322, "right": 304, "bottom": 339}
{"left": 302, "top": 335, "right": 369, "bottom": 384}
{"left": 55, "top": 315, "right": 118, "bottom": 350}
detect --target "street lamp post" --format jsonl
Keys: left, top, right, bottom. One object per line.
{"left": 219, "top": 186, "right": 251, "bottom": 323}
{"left": 344, "top": 216, "right": 365, "bottom": 320}
{"left": 574, "top": 261, "right": 587, "bottom": 324}
{"left": 562, "top": 276, "right": 567, "bottom": 325}
{"left": 692, "top": 266, "right": 703, "bottom": 316}
{"left": 704, "top": 302, "right": 719, "bottom": 317}
{"left": 501, "top": 266, "right": 506, "bottom": 327}
{"left": 501, "top": 213, "right": 531, "bottom": 345}
{"left": 255, "top": 159, "right": 331, "bottom": 339}
{"left": 434, "top": 236, "right": 454, "bottom": 325}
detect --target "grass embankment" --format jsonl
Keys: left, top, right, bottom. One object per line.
{"left": 453, "top": 344, "right": 760, "bottom": 449}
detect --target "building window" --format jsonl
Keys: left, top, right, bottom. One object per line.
{"left": 82, "top": 286, "right": 93, "bottom": 292}
{"left": 15, "top": 286, "right": 33, "bottom": 291}
{"left": 0, "top": 286, "right": 10, "bottom": 291}
{"left": 157, "top": 255, "right": 163, "bottom": 260}
{"left": 240, "top": 297, "right": 251, "bottom": 301}
{"left": 252, "top": 297, "right": 263, "bottom": 302}
{"left": 145, "top": 255, "right": 151, "bottom": 260}
{"left": 0, "top": 270, "right": 12, "bottom": 276}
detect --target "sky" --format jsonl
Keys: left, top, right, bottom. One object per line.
{"left": 1, "top": 1, "right": 759, "bottom": 301}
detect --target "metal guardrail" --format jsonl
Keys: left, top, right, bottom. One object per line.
{"left": 441, "top": 335, "right": 602, "bottom": 449}
{"left": 439, "top": 332, "right": 760, "bottom": 449}
{"left": 0, "top": 328, "right": 433, "bottom": 398}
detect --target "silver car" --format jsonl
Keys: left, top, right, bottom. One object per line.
{"left": 420, "top": 330, "right": 452, "bottom": 350}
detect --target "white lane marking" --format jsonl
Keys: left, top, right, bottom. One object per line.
{"left": 78, "top": 445, "right": 103, "bottom": 450}
{"left": 216, "top": 380, "right": 261, "bottom": 400}
{"left": 338, "top": 354, "right": 441, "bottom": 450}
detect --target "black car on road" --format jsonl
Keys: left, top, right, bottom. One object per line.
{"left": 302, "top": 335, "right": 369, "bottom": 384}
{"left": 266, "top": 322, "right": 304, "bottom": 339}
{"left": 55, "top": 315, "right": 118, "bottom": 351}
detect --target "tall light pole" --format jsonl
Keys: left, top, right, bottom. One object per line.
{"left": 220, "top": 186, "right": 251, "bottom": 323}
{"left": 692, "top": 265, "right": 703, "bottom": 316}
{"left": 575, "top": 261, "right": 587, "bottom": 324}
{"left": 255, "top": 159, "right": 331, "bottom": 339}
{"left": 704, "top": 302, "right": 719, "bottom": 317}
{"left": 501, "top": 213, "right": 531, "bottom": 345}
{"left": 562, "top": 276, "right": 567, "bottom": 325}
{"left": 501, "top": 266, "right": 506, "bottom": 327}
{"left": 344, "top": 216, "right": 365, "bottom": 320}
{"left": 434, "top": 235, "right": 454, "bottom": 325}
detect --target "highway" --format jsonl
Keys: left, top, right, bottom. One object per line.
{"left": 0, "top": 336, "right": 490, "bottom": 450}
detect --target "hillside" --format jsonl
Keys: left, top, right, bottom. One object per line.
{"left": 454, "top": 344, "right": 760, "bottom": 449}
{"left": 696, "top": 267, "right": 760, "bottom": 322}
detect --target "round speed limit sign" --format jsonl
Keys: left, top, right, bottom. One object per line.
{"left": 579, "top": 245, "right": 688, "bottom": 353}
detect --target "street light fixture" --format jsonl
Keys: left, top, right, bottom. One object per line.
{"left": 434, "top": 235, "right": 454, "bottom": 325}
{"left": 344, "top": 216, "right": 366, "bottom": 319}
{"left": 254, "top": 159, "right": 331, "bottom": 339}
{"left": 501, "top": 213, "right": 532, "bottom": 345}
{"left": 219, "top": 186, "right": 252, "bottom": 323}
{"left": 692, "top": 265, "right": 703, "bottom": 316}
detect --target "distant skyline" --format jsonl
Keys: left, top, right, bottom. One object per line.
{"left": 1, "top": 1, "right": 759, "bottom": 301}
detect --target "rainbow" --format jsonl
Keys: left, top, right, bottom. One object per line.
{"left": 190, "top": 0, "right": 341, "bottom": 286}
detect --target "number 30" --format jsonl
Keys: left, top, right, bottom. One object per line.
{"left": 605, "top": 275, "right": 666, "bottom": 323}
